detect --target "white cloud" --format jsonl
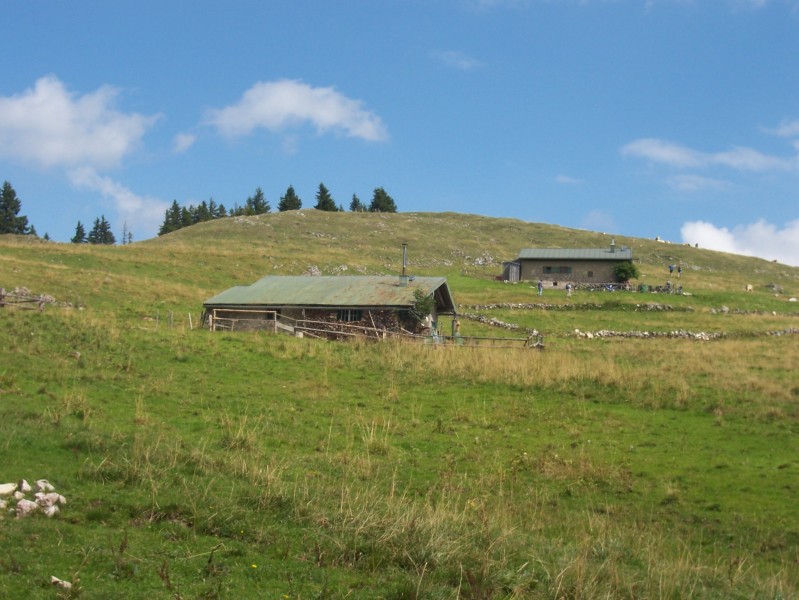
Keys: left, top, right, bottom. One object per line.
{"left": 205, "top": 79, "right": 388, "bottom": 142}
{"left": 69, "top": 167, "right": 169, "bottom": 239}
{"left": 0, "top": 75, "right": 159, "bottom": 170}
{"left": 680, "top": 219, "right": 799, "bottom": 266}
{"left": 555, "top": 174, "right": 585, "bottom": 185}
{"left": 621, "top": 137, "right": 797, "bottom": 172}
{"left": 666, "top": 174, "right": 729, "bottom": 192}
{"left": 713, "top": 146, "right": 793, "bottom": 171}
{"left": 173, "top": 132, "right": 196, "bottom": 153}
{"left": 772, "top": 119, "right": 799, "bottom": 138}
{"left": 433, "top": 50, "right": 484, "bottom": 71}
{"left": 621, "top": 138, "right": 704, "bottom": 168}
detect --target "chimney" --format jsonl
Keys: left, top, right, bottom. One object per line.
{"left": 399, "top": 243, "right": 409, "bottom": 286}
{"left": 610, "top": 238, "right": 616, "bottom": 253}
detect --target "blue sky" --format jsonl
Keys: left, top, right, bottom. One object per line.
{"left": 1, "top": 0, "right": 798, "bottom": 265}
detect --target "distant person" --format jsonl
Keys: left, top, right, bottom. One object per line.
{"left": 669, "top": 264, "right": 674, "bottom": 275}
{"left": 566, "top": 283, "right": 572, "bottom": 297}
{"left": 537, "top": 280, "right": 543, "bottom": 296}
{"left": 677, "top": 265, "right": 682, "bottom": 278}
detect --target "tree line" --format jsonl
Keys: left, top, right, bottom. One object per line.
{"left": 0, "top": 179, "right": 126, "bottom": 244}
{"left": 1, "top": 179, "right": 399, "bottom": 244}
{"left": 158, "top": 183, "right": 397, "bottom": 236}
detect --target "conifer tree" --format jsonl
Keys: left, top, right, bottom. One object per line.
{"left": 277, "top": 185, "right": 302, "bottom": 211}
{"left": 349, "top": 194, "right": 365, "bottom": 212}
{"left": 368, "top": 187, "right": 397, "bottom": 213}
{"left": 247, "top": 187, "right": 270, "bottom": 214}
{"left": 71, "top": 221, "right": 87, "bottom": 243}
{"left": 0, "top": 181, "right": 30, "bottom": 234}
{"left": 314, "top": 183, "right": 337, "bottom": 211}
{"left": 159, "top": 200, "right": 183, "bottom": 235}
{"left": 87, "top": 215, "right": 116, "bottom": 245}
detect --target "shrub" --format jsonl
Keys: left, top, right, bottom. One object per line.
{"left": 613, "top": 261, "right": 640, "bottom": 282}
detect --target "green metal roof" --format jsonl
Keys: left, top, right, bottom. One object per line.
{"left": 518, "top": 247, "right": 633, "bottom": 261}
{"left": 204, "top": 275, "right": 455, "bottom": 312}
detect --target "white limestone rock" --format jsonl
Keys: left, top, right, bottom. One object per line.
{"left": 34, "top": 479, "right": 55, "bottom": 493}
{"left": 16, "top": 499, "right": 39, "bottom": 518}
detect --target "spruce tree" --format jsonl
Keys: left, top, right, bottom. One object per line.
{"left": 248, "top": 187, "right": 270, "bottom": 214}
{"left": 71, "top": 221, "right": 87, "bottom": 243}
{"left": 195, "top": 201, "right": 212, "bottom": 223}
{"left": 314, "top": 183, "right": 337, "bottom": 211}
{"left": 0, "top": 181, "right": 30, "bottom": 234}
{"left": 159, "top": 200, "right": 183, "bottom": 235}
{"left": 87, "top": 215, "right": 116, "bottom": 245}
{"left": 368, "top": 187, "right": 397, "bottom": 213}
{"left": 349, "top": 194, "right": 365, "bottom": 212}
{"left": 277, "top": 185, "right": 302, "bottom": 211}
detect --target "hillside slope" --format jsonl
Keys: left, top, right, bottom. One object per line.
{"left": 2, "top": 210, "right": 797, "bottom": 315}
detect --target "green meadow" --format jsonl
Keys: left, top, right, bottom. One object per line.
{"left": 1, "top": 211, "right": 798, "bottom": 599}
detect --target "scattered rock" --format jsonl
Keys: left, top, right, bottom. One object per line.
{"left": 34, "top": 479, "right": 55, "bottom": 493}
{"left": 3, "top": 478, "right": 67, "bottom": 519}
{"left": 51, "top": 576, "right": 73, "bottom": 590}
{"left": 15, "top": 499, "right": 39, "bottom": 518}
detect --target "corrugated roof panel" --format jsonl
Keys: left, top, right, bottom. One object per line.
{"left": 204, "top": 276, "right": 454, "bottom": 310}
{"left": 518, "top": 248, "right": 633, "bottom": 260}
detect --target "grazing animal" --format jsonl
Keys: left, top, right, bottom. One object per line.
{"left": 745, "top": 284, "right": 753, "bottom": 292}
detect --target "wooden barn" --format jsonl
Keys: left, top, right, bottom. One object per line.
{"left": 510, "top": 241, "right": 633, "bottom": 285}
{"left": 202, "top": 275, "right": 456, "bottom": 338}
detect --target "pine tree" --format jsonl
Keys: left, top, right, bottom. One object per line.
{"left": 368, "top": 187, "right": 397, "bottom": 213}
{"left": 247, "top": 187, "right": 270, "bottom": 214}
{"left": 277, "top": 185, "right": 302, "bottom": 211}
{"left": 314, "top": 183, "right": 337, "bottom": 211}
{"left": 87, "top": 215, "right": 116, "bottom": 245}
{"left": 195, "top": 201, "right": 212, "bottom": 223}
{"left": 71, "top": 221, "right": 87, "bottom": 243}
{"left": 181, "top": 206, "right": 193, "bottom": 228}
{"left": 159, "top": 200, "right": 183, "bottom": 235}
{"left": 0, "top": 181, "right": 30, "bottom": 234}
{"left": 349, "top": 194, "right": 365, "bottom": 212}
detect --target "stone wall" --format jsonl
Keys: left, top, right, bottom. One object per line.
{"left": 519, "top": 259, "right": 621, "bottom": 284}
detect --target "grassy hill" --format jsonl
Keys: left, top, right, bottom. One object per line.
{"left": 1, "top": 211, "right": 798, "bottom": 598}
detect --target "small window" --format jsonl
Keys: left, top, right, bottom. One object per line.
{"left": 336, "top": 309, "right": 363, "bottom": 322}
{"left": 544, "top": 265, "right": 572, "bottom": 274}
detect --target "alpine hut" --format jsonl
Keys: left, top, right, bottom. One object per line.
{"left": 202, "top": 275, "right": 456, "bottom": 338}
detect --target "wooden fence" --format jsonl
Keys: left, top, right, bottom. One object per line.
{"left": 0, "top": 288, "right": 47, "bottom": 311}
{"left": 207, "top": 308, "right": 542, "bottom": 349}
